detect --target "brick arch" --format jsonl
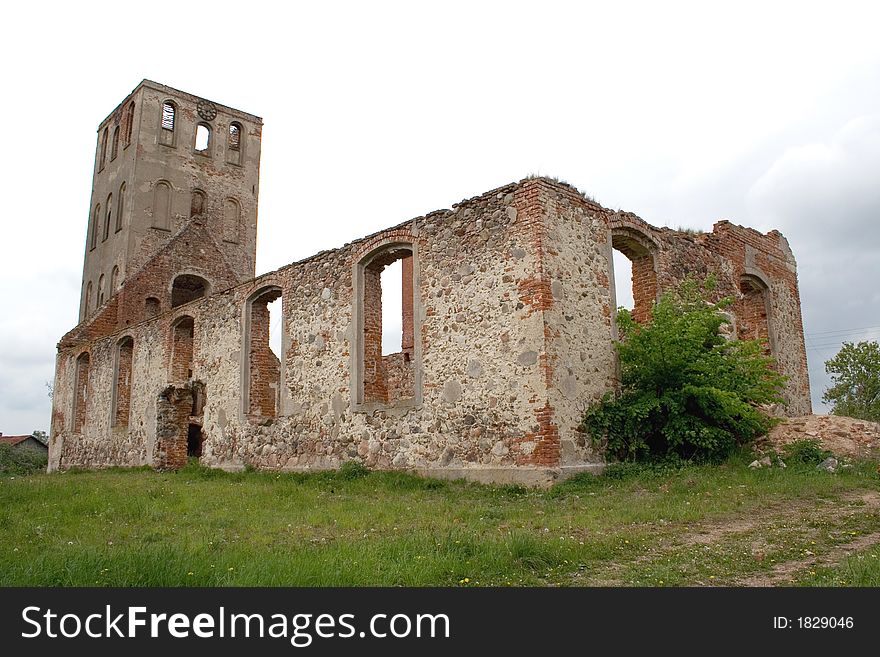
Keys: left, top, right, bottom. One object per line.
{"left": 610, "top": 226, "right": 658, "bottom": 324}
{"left": 736, "top": 272, "right": 774, "bottom": 355}
{"left": 72, "top": 351, "right": 91, "bottom": 434}
{"left": 243, "top": 284, "right": 284, "bottom": 419}
{"left": 170, "top": 273, "right": 210, "bottom": 308}
{"left": 352, "top": 239, "right": 420, "bottom": 409}
{"left": 112, "top": 336, "right": 134, "bottom": 428}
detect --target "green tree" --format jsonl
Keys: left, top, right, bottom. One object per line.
{"left": 581, "top": 278, "right": 785, "bottom": 462}
{"left": 823, "top": 341, "right": 880, "bottom": 422}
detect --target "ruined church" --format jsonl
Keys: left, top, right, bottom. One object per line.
{"left": 49, "top": 81, "right": 811, "bottom": 485}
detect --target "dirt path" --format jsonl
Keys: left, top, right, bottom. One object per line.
{"left": 584, "top": 490, "right": 880, "bottom": 586}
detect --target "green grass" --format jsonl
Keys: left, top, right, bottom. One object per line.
{"left": 1, "top": 454, "right": 878, "bottom": 587}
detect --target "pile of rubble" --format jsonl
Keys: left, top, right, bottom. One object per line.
{"left": 748, "top": 414, "right": 880, "bottom": 470}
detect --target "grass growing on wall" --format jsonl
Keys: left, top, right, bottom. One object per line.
{"left": 1, "top": 454, "right": 879, "bottom": 587}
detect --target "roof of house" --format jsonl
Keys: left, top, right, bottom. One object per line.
{"left": 0, "top": 435, "right": 33, "bottom": 446}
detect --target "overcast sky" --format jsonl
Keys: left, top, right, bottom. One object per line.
{"left": 2, "top": 1, "right": 879, "bottom": 435}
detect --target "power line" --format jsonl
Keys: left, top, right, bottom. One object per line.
{"left": 805, "top": 325, "right": 880, "bottom": 338}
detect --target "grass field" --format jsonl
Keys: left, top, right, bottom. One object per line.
{"left": 1, "top": 453, "right": 878, "bottom": 587}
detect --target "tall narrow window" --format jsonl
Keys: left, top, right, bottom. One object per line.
{"left": 104, "top": 194, "right": 112, "bottom": 241}
{"left": 223, "top": 197, "right": 240, "bottom": 243}
{"left": 90, "top": 204, "right": 101, "bottom": 250}
{"left": 153, "top": 181, "right": 172, "bottom": 229}
{"left": 171, "top": 316, "right": 195, "bottom": 381}
{"left": 194, "top": 123, "right": 211, "bottom": 154}
{"left": 111, "top": 126, "right": 120, "bottom": 161}
{"left": 190, "top": 189, "right": 206, "bottom": 217}
{"left": 227, "top": 122, "right": 242, "bottom": 165}
{"left": 171, "top": 274, "right": 209, "bottom": 308}
{"left": 357, "top": 245, "right": 416, "bottom": 406}
{"left": 116, "top": 182, "right": 125, "bottom": 232}
{"left": 83, "top": 282, "right": 93, "bottom": 319}
{"left": 98, "top": 274, "right": 106, "bottom": 307}
{"left": 123, "top": 102, "right": 135, "bottom": 147}
{"left": 159, "top": 101, "right": 176, "bottom": 146}
{"left": 112, "top": 337, "right": 134, "bottom": 428}
{"left": 245, "top": 286, "right": 283, "bottom": 418}
{"left": 99, "top": 128, "right": 108, "bottom": 171}
{"left": 73, "top": 352, "right": 90, "bottom": 433}
{"left": 110, "top": 265, "right": 119, "bottom": 293}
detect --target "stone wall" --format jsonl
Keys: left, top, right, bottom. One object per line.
{"left": 50, "top": 176, "right": 812, "bottom": 484}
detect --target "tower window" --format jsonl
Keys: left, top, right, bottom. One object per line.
{"left": 227, "top": 122, "right": 242, "bottom": 165}
{"left": 116, "top": 182, "right": 125, "bottom": 232}
{"left": 123, "top": 102, "right": 135, "bottom": 147}
{"left": 110, "top": 265, "right": 119, "bottom": 294}
{"left": 223, "top": 197, "right": 240, "bottom": 243}
{"left": 195, "top": 123, "right": 211, "bottom": 153}
{"left": 111, "top": 126, "right": 120, "bottom": 161}
{"left": 153, "top": 180, "right": 172, "bottom": 230}
{"left": 104, "top": 194, "right": 112, "bottom": 241}
{"left": 190, "top": 189, "right": 206, "bottom": 218}
{"left": 83, "top": 282, "right": 93, "bottom": 320}
{"left": 161, "top": 102, "right": 175, "bottom": 131}
{"left": 98, "top": 274, "right": 106, "bottom": 307}
{"left": 90, "top": 204, "right": 101, "bottom": 250}
{"left": 160, "top": 101, "right": 176, "bottom": 146}
{"left": 99, "top": 128, "right": 108, "bottom": 171}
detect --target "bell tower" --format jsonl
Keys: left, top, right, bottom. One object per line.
{"left": 78, "top": 80, "right": 262, "bottom": 322}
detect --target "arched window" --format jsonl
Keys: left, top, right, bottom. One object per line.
{"left": 111, "top": 125, "right": 120, "bottom": 161}
{"left": 227, "top": 122, "right": 242, "bottom": 165}
{"left": 90, "top": 204, "right": 101, "bottom": 250}
{"left": 171, "top": 274, "right": 209, "bottom": 308}
{"left": 99, "top": 128, "right": 108, "bottom": 171}
{"left": 104, "top": 194, "right": 112, "bottom": 241}
{"left": 116, "top": 182, "right": 125, "bottom": 232}
{"left": 171, "top": 316, "right": 195, "bottom": 381}
{"left": 244, "top": 286, "right": 283, "bottom": 418}
{"left": 194, "top": 123, "right": 211, "bottom": 154}
{"left": 159, "top": 101, "right": 176, "bottom": 146}
{"left": 73, "top": 352, "right": 91, "bottom": 433}
{"left": 123, "top": 102, "right": 135, "bottom": 147}
{"left": 110, "top": 265, "right": 120, "bottom": 293}
{"left": 737, "top": 274, "right": 774, "bottom": 355}
{"left": 153, "top": 181, "right": 172, "bottom": 229}
{"left": 355, "top": 243, "right": 418, "bottom": 407}
{"left": 97, "top": 274, "right": 106, "bottom": 307}
{"left": 190, "top": 189, "right": 207, "bottom": 217}
{"left": 83, "top": 282, "right": 93, "bottom": 319}
{"left": 223, "top": 197, "right": 240, "bottom": 243}
{"left": 112, "top": 337, "right": 134, "bottom": 428}
{"left": 611, "top": 228, "right": 658, "bottom": 326}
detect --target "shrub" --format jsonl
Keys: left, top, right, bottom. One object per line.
{"left": 581, "top": 278, "right": 785, "bottom": 462}
{"left": 0, "top": 444, "right": 48, "bottom": 476}
{"left": 781, "top": 439, "right": 832, "bottom": 466}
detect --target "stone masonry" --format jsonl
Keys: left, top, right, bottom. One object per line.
{"left": 49, "top": 82, "right": 812, "bottom": 486}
